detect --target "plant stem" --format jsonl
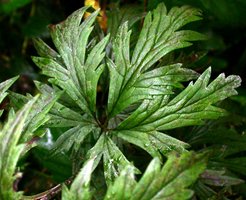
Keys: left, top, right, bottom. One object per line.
{"left": 21, "top": 177, "right": 73, "bottom": 200}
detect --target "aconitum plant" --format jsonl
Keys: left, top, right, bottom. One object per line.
{"left": 0, "top": 3, "right": 241, "bottom": 200}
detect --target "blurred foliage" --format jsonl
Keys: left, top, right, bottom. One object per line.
{"left": 0, "top": 0, "right": 245, "bottom": 199}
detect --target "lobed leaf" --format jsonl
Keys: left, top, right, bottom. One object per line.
{"left": 65, "top": 151, "right": 206, "bottom": 200}
{"left": 130, "top": 152, "right": 207, "bottom": 200}
{"left": 118, "top": 68, "right": 241, "bottom": 131}
{"left": 28, "top": 4, "right": 242, "bottom": 194}
{"left": 33, "top": 7, "right": 110, "bottom": 117}
{"left": 107, "top": 3, "right": 204, "bottom": 118}
{"left": 105, "top": 151, "right": 206, "bottom": 200}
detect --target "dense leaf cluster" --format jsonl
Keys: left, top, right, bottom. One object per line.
{"left": 0, "top": 2, "right": 243, "bottom": 200}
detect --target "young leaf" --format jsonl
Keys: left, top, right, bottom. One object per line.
{"left": 0, "top": 76, "right": 18, "bottom": 116}
{"left": 0, "top": 96, "right": 38, "bottom": 199}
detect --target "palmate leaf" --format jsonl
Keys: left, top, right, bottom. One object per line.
{"left": 31, "top": 5, "right": 142, "bottom": 182}
{"left": 31, "top": 3, "right": 241, "bottom": 187}
{"left": 0, "top": 96, "right": 38, "bottom": 199}
{"left": 32, "top": 6, "right": 109, "bottom": 117}
{"left": 107, "top": 3, "right": 204, "bottom": 118}
{"left": 0, "top": 76, "right": 18, "bottom": 117}
{"left": 130, "top": 152, "right": 206, "bottom": 200}
{"left": 32, "top": 7, "right": 110, "bottom": 157}
{"left": 114, "top": 68, "right": 240, "bottom": 158}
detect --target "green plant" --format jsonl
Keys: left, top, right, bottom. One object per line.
{"left": 0, "top": 96, "right": 38, "bottom": 199}
{"left": 62, "top": 152, "right": 207, "bottom": 200}
{"left": 0, "top": 3, "right": 242, "bottom": 200}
